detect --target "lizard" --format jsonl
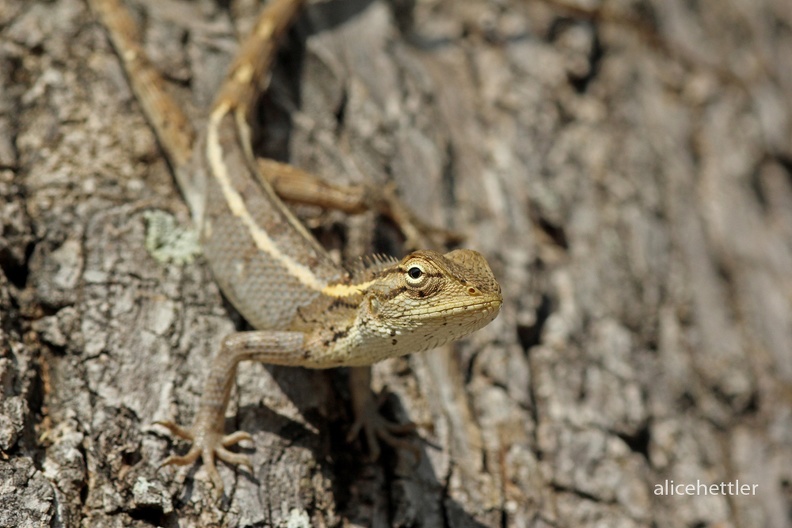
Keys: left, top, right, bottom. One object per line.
{"left": 87, "top": 0, "right": 503, "bottom": 495}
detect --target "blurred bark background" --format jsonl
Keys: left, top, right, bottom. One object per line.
{"left": 1, "top": 0, "right": 791, "bottom": 526}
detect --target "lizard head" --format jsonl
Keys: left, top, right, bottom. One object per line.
{"left": 361, "top": 249, "right": 502, "bottom": 355}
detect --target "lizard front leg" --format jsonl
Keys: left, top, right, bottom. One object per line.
{"left": 156, "top": 331, "right": 306, "bottom": 496}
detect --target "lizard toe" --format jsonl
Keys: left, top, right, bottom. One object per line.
{"left": 201, "top": 447, "right": 225, "bottom": 497}
{"left": 154, "top": 420, "right": 194, "bottom": 441}
{"left": 216, "top": 445, "right": 253, "bottom": 470}
{"left": 373, "top": 425, "right": 421, "bottom": 460}
{"left": 222, "top": 430, "right": 254, "bottom": 447}
{"left": 160, "top": 444, "right": 202, "bottom": 468}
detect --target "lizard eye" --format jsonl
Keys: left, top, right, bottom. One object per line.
{"left": 405, "top": 265, "right": 426, "bottom": 286}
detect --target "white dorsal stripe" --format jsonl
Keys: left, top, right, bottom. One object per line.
{"left": 206, "top": 102, "right": 331, "bottom": 293}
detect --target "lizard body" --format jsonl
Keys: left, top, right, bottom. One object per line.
{"left": 89, "top": 0, "right": 502, "bottom": 495}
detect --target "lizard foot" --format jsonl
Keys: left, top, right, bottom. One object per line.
{"left": 155, "top": 420, "right": 253, "bottom": 495}
{"left": 345, "top": 391, "right": 421, "bottom": 461}
{"left": 376, "top": 182, "right": 464, "bottom": 251}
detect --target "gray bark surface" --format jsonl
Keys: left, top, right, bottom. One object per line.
{"left": 1, "top": 0, "right": 791, "bottom": 526}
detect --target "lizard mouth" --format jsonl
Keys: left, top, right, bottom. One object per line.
{"left": 424, "top": 297, "right": 503, "bottom": 319}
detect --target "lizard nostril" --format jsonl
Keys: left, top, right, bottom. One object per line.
{"left": 468, "top": 287, "right": 477, "bottom": 294}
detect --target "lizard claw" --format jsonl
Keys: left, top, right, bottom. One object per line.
{"left": 154, "top": 420, "right": 254, "bottom": 496}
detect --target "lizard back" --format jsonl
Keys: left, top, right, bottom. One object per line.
{"left": 196, "top": 0, "right": 349, "bottom": 331}
{"left": 201, "top": 106, "right": 346, "bottom": 330}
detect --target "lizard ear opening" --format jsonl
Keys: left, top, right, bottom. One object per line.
{"left": 368, "top": 296, "right": 381, "bottom": 315}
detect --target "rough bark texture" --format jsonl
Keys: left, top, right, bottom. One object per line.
{"left": 2, "top": 0, "right": 791, "bottom": 526}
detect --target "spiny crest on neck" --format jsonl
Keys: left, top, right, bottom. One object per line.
{"left": 348, "top": 253, "right": 400, "bottom": 284}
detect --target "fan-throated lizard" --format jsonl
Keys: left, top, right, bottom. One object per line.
{"left": 88, "top": 0, "right": 502, "bottom": 495}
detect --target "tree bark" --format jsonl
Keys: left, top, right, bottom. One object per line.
{"left": 2, "top": 0, "right": 791, "bottom": 526}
